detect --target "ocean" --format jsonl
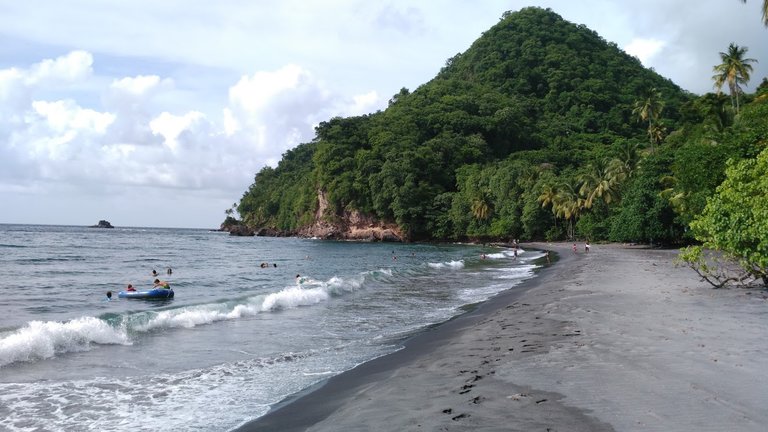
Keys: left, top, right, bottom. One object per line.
{"left": 0, "top": 224, "right": 543, "bottom": 431}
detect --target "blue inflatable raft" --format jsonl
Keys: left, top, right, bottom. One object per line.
{"left": 118, "top": 288, "right": 174, "bottom": 299}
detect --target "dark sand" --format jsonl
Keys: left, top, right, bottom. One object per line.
{"left": 236, "top": 243, "right": 768, "bottom": 431}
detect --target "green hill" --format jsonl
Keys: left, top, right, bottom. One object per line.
{"left": 233, "top": 7, "right": 766, "bottom": 244}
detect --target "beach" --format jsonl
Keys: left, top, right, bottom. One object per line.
{"left": 238, "top": 243, "right": 768, "bottom": 431}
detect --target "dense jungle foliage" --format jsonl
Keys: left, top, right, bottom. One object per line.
{"left": 234, "top": 7, "right": 767, "bottom": 247}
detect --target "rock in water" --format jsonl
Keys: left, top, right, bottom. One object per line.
{"left": 90, "top": 220, "right": 114, "bottom": 228}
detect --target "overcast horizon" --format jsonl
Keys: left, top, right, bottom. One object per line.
{"left": 1, "top": 1, "right": 766, "bottom": 229}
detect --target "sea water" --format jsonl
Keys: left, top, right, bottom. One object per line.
{"left": 0, "top": 224, "right": 543, "bottom": 431}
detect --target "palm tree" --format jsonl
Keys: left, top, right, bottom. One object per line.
{"left": 648, "top": 123, "right": 667, "bottom": 148}
{"left": 739, "top": 0, "right": 768, "bottom": 26}
{"left": 611, "top": 141, "right": 640, "bottom": 181}
{"left": 552, "top": 178, "right": 585, "bottom": 240}
{"left": 632, "top": 88, "right": 665, "bottom": 152}
{"left": 579, "top": 158, "right": 627, "bottom": 209}
{"left": 712, "top": 43, "right": 758, "bottom": 114}
{"left": 471, "top": 191, "right": 492, "bottom": 221}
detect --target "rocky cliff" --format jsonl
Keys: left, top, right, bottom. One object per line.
{"left": 296, "top": 190, "right": 404, "bottom": 242}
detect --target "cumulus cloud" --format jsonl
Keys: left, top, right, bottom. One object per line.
{"left": 0, "top": 51, "right": 384, "bottom": 208}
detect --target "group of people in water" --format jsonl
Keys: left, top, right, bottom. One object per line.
{"left": 146, "top": 268, "right": 173, "bottom": 289}
{"left": 106, "top": 267, "right": 173, "bottom": 300}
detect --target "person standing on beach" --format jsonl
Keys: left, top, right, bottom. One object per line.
{"left": 585, "top": 241, "right": 591, "bottom": 252}
{"left": 572, "top": 243, "right": 577, "bottom": 253}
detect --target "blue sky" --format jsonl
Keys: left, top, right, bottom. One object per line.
{"left": 0, "top": 0, "right": 765, "bottom": 228}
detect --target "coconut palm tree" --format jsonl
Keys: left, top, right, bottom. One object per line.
{"left": 579, "top": 158, "right": 626, "bottom": 209}
{"left": 552, "top": 178, "right": 585, "bottom": 240}
{"left": 607, "top": 140, "right": 642, "bottom": 183}
{"left": 471, "top": 195, "right": 492, "bottom": 221}
{"left": 632, "top": 88, "right": 665, "bottom": 152}
{"left": 739, "top": 0, "right": 768, "bottom": 26}
{"left": 712, "top": 43, "right": 757, "bottom": 114}
{"left": 648, "top": 123, "right": 667, "bottom": 148}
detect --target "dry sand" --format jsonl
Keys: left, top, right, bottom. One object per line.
{"left": 237, "top": 243, "right": 768, "bottom": 432}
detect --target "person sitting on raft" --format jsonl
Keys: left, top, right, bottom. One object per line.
{"left": 153, "top": 279, "right": 171, "bottom": 289}
{"left": 126, "top": 284, "right": 136, "bottom": 292}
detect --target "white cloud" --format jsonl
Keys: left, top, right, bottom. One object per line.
{"left": 624, "top": 38, "right": 666, "bottom": 65}
{"left": 110, "top": 75, "right": 169, "bottom": 96}
{"left": 26, "top": 50, "right": 93, "bottom": 86}
{"left": 149, "top": 111, "right": 205, "bottom": 152}
{"left": 32, "top": 99, "right": 114, "bottom": 133}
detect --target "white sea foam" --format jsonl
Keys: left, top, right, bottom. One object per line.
{"left": 486, "top": 252, "right": 508, "bottom": 259}
{"left": 261, "top": 286, "right": 329, "bottom": 311}
{"left": 0, "top": 274, "right": 374, "bottom": 367}
{"left": 427, "top": 260, "right": 465, "bottom": 269}
{"left": 494, "top": 264, "right": 537, "bottom": 279}
{"left": 0, "top": 317, "right": 131, "bottom": 367}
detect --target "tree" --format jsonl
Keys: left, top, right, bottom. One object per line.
{"left": 578, "top": 158, "right": 623, "bottom": 208}
{"left": 739, "top": 0, "right": 768, "bottom": 26}
{"left": 632, "top": 88, "right": 665, "bottom": 152}
{"left": 550, "top": 177, "right": 585, "bottom": 240}
{"left": 689, "top": 147, "right": 768, "bottom": 285}
{"left": 471, "top": 192, "right": 493, "bottom": 221}
{"left": 712, "top": 43, "right": 757, "bottom": 114}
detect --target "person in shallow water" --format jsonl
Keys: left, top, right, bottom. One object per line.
{"left": 153, "top": 279, "right": 171, "bottom": 289}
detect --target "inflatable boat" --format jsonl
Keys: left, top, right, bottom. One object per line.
{"left": 118, "top": 288, "right": 174, "bottom": 299}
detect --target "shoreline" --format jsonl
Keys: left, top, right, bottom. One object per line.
{"left": 234, "top": 243, "right": 768, "bottom": 431}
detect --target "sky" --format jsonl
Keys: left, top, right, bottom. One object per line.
{"left": 0, "top": 1, "right": 766, "bottom": 229}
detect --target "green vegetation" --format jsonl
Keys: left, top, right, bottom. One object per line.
{"left": 233, "top": 6, "right": 767, "bottom": 276}
{"left": 712, "top": 43, "right": 758, "bottom": 113}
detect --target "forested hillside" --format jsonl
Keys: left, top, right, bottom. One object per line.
{"left": 233, "top": 7, "right": 767, "bottom": 246}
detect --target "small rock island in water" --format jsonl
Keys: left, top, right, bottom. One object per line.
{"left": 90, "top": 220, "right": 114, "bottom": 229}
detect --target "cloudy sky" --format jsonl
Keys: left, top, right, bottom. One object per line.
{"left": 1, "top": 1, "right": 765, "bottom": 228}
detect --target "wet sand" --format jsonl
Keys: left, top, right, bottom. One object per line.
{"left": 236, "top": 243, "right": 768, "bottom": 431}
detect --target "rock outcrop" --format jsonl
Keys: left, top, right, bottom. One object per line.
{"left": 228, "top": 225, "right": 255, "bottom": 236}
{"left": 227, "top": 190, "right": 405, "bottom": 242}
{"left": 295, "top": 190, "right": 404, "bottom": 242}
{"left": 90, "top": 220, "right": 114, "bottom": 228}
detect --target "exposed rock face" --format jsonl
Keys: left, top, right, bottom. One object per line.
{"left": 90, "top": 220, "right": 114, "bottom": 228}
{"left": 295, "top": 190, "right": 404, "bottom": 242}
